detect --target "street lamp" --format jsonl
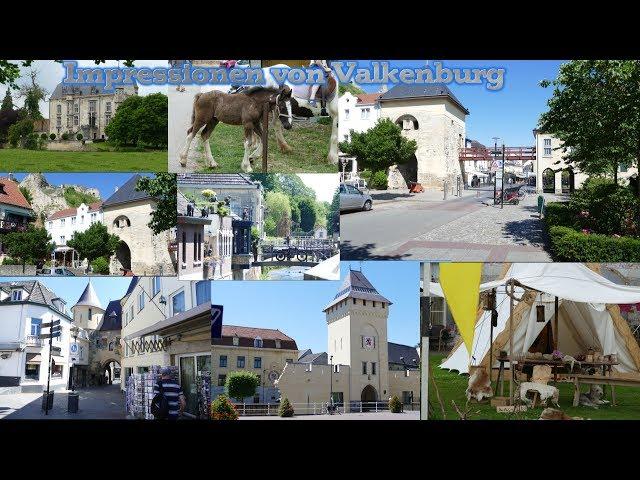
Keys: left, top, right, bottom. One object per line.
{"left": 492, "top": 137, "right": 501, "bottom": 205}
{"left": 70, "top": 326, "right": 79, "bottom": 392}
{"left": 263, "top": 369, "right": 267, "bottom": 404}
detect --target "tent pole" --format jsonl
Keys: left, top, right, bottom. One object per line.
{"left": 509, "top": 280, "right": 514, "bottom": 404}
{"left": 554, "top": 296, "right": 559, "bottom": 351}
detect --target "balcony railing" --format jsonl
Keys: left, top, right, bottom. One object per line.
{"left": 0, "top": 219, "right": 29, "bottom": 232}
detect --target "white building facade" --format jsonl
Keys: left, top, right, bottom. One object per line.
{"left": 46, "top": 202, "right": 103, "bottom": 246}
{"left": 0, "top": 281, "right": 72, "bottom": 393}
{"left": 338, "top": 92, "right": 382, "bottom": 143}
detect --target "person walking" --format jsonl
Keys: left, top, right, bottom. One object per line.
{"left": 152, "top": 367, "right": 186, "bottom": 420}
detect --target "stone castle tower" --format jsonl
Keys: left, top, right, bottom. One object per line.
{"left": 324, "top": 270, "right": 392, "bottom": 402}
{"left": 71, "top": 281, "right": 121, "bottom": 385}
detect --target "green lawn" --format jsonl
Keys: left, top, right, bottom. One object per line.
{"left": 429, "top": 353, "right": 640, "bottom": 420}
{"left": 0, "top": 148, "right": 167, "bottom": 172}
{"left": 192, "top": 121, "right": 336, "bottom": 173}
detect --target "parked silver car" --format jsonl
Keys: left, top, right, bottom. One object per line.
{"left": 340, "top": 183, "right": 373, "bottom": 212}
{"left": 39, "top": 267, "right": 76, "bottom": 276}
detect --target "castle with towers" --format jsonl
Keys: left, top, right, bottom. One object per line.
{"left": 275, "top": 269, "right": 420, "bottom": 408}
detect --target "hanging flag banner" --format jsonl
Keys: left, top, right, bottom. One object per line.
{"left": 439, "top": 263, "right": 482, "bottom": 355}
{"left": 211, "top": 305, "right": 223, "bottom": 342}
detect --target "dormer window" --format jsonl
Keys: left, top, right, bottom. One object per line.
{"left": 275, "top": 339, "right": 281, "bottom": 349}
{"left": 11, "top": 289, "right": 23, "bottom": 301}
{"left": 232, "top": 336, "right": 239, "bottom": 346}
{"left": 254, "top": 337, "right": 263, "bottom": 348}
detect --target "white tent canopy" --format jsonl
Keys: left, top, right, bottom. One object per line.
{"left": 439, "top": 263, "right": 640, "bottom": 375}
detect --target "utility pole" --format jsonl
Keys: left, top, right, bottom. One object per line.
{"left": 420, "top": 262, "right": 431, "bottom": 420}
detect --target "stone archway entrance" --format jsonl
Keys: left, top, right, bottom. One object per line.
{"left": 361, "top": 384, "right": 378, "bottom": 410}
{"left": 562, "top": 168, "right": 575, "bottom": 193}
{"left": 542, "top": 168, "right": 555, "bottom": 193}
{"left": 102, "top": 359, "right": 121, "bottom": 385}
{"left": 115, "top": 241, "right": 132, "bottom": 272}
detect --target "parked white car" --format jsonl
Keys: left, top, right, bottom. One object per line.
{"left": 340, "top": 183, "right": 373, "bottom": 212}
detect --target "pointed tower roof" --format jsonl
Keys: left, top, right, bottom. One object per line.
{"left": 73, "top": 281, "right": 104, "bottom": 311}
{"left": 323, "top": 269, "right": 392, "bottom": 311}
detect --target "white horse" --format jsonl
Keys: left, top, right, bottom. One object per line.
{"left": 261, "top": 63, "right": 339, "bottom": 166}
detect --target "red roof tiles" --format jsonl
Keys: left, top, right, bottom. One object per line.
{"left": 0, "top": 177, "right": 33, "bottom": 210}
{"left": 356, "top": 93, "right": 382, "bottom": 105}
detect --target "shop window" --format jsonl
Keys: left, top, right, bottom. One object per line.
{"left": 25, "top": 363, "right": 40, "bottom": 380}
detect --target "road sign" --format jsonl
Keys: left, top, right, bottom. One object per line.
{"left": 41, "top": 320, "right": 60, "bottom": 328}
{"left": 211, "top": 304, "right": 223, "bottom": 341}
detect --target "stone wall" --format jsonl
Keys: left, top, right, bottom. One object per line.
{"left": 0, "top": 264, "right": 37, "bottom": 275}
{"left": 45, "top": 141, "right": 88, "bottom": 152}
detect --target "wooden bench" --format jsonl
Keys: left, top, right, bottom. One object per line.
{"left": 569, "top": 374, "right": 640, "bottom": 407}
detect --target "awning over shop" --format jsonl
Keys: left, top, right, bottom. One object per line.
{"left": 123, "top": 301, "right": 212, "bottom": 341}
{"left": 51, "top": 355, "right": 67, "bottom": 365}
{"left": 26, "top": 353, "right": 42, "bottom": 363}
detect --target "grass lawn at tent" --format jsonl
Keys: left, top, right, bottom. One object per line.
{"left": 0, "top": 147, "right": 167, "bottom": 172}
{"left": 429, "top": 352, "right": 640, "bottom": 420}
{"left": 429, "top": 263, "right": 640, "bottom": 420}
{"left": 192, "top": 122, "right": 335, "bottom": 173}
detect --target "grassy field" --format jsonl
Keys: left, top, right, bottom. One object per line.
{"left": 429, "top": 353, "right": 640, "bottom": 420}
{"left": 0, "top": 148, "right": 167, "bottom": 172}
{"left": 192, "top": 121, "right": 336, "bottom": 173}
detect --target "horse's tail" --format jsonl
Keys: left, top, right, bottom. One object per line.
{"left": 187, "top": 93, "right": 202, "bottom": 134}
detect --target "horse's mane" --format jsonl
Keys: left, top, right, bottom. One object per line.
{"left": 241, "top": 86, "right": 279, "bottom": 96}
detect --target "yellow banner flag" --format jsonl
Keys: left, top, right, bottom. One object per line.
{"left": 439, "top": 263, "right": 482, "bottom": 356}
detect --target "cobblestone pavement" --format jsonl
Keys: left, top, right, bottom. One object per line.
{"left": 0, "top": 384, "right": 125, "bottom": 420}
{"left": 341, "top": 187, "right": 564, "bottom": 261}
{"left": 239, "top": 410, "right": 420, "bottom": 420}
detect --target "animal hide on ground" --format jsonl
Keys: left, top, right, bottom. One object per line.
{"left": 466, "top": 367, "right": 493, "bottom": 402}
{"left": 531, "top": 365, "right": 552, "bottom": 384}
{"left": 519, "top": 382, "right": 560, "bottom": 407}
{"left": 539, "top": 408, "right": 583, "bottom": 420}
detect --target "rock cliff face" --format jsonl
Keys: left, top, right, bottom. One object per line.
{"left": 18, "top": 173, "right": 101, "bottom": 226}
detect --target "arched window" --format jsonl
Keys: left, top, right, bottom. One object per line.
{"left": 113, "top": 215, "right": 131, "bottom": 228}
{"left": 542, "top": 168, "right": 555, "bottom": 193}
{"left": 254, "top": 337, "right": 263, "bottom": 348}
{"left": 395, "top": 114, "right": 419, "bottom": 131}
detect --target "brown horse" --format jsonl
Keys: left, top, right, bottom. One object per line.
{"left": 179, "top": 86, "right": 293, "bottom": 172}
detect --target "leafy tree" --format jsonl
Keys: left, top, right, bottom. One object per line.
{"left": 539, "top": 60, "right": 640, "bottom": 211}
{"left": 224, "top": 371, "right": 259, "bottom": 402}
{"left": 339, "top": 83, "right": 365, "bottom": 96}
{"left": 339, "top": 118, "right": 418, "bottom": 172}
{"left": 135, "top": 174, "right": 177, "bottom": 234}
{"left": 297, "top": 196, "right": 317, "bottom": 232}
{"left": 105, "top": 94, "right": 168, "bottom": 147}
{"left": 264, "top": 191, "right": 291, "bottom": 237}
{"left": 90, "top": 256, "right": 110, "bottom": 275}
{"left": 7, "top": 118, "right": 34, "bottom": 147}
{"left": 135, "top": 93, "right": 168, "bottom": 147}
{"left": 0, "top": 226, "right": 53, "bottom": 273}
{"left": 327, "top": 187, "right": 340, "bottom": 236}
{"left": 315, "top": 201, "right": 329, "bottom": 228}
{"left": 249, "top": 173, "right": 281, "bottom": 192}
{"left": 1, "top": 89, "right": 13, "bottom": 111}
{"left": 279, "top": 398, "right": 294, "bottom": 417}
{"left": 67, "top": 223, "right": 120, "bottom": 265}
{"left": 278, "top": 174, "right": 316, "bottom": 199}
{"left": 19, "top": 186, "right": 33, "bottom": 205}
{"left": 0, "top": 60, "right": 34, "bottom": 89}
{"left": 290, "top": 200, "right": 301, "bottom": 230}
{"left": 389, "top": 395, "right": 403, "bottom": 413}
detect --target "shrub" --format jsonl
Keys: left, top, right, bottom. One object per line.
{"left": 76, "top": 133, "right": 83, "bottom": 141}
{"left": 279, "top": 398, "right": 294, "bottom": 417}
{"left": 389, "top": 395, "right": 403, "bottom": 413}
{"left": 90, "top": 256, "right": 110, "bottom": 274}
{"left": 210, "top": 394, "right": 239, "bottom": 420}
{"left": 317, "top": 116, "right": 332, "bottom": 125}
{"left": 49, "top": 133, "right": 56, "bottom": 141}
{"left": 24, "top": 132, "right": 40, "bottom": 150}
{"left": 549, "top": 226, "right": 640, "bottom": 262}
{"left": 543, "top": 202, "right": 576, "bottom": 229}
{"left": 225, "top": 371, "right": 259, "bottom": 401}
{"left": 40, "top": 133, "right": 48, "bottom": 140}
{"left": 1, "top": 257, "right": 20, "bottom": 265}
{"left": 369, "top": 170, "right": 388, "bottom": 190}
{"left": 61, "top": 132, "right": 69, "bottom": 141}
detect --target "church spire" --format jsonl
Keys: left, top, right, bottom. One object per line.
{"left": 73, "top": 280, "right": 104, "bottom": 310}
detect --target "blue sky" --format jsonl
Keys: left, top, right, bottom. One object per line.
{"left": 1, "top": 277, "right": 132, "bottom": 316}
{"left": 345, "top": 60, "right": 565, "bottom": 146}
{"left": 212, "top": 261, "right": 419, "bottom": 353}
{"left": 1, "top": 173, "right": 151, "bottom": 201}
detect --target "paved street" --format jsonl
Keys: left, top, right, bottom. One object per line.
{"left": 239, "top": 410, "right": 420, "bottom": 420}
{"left": 0, "top": 384, "right": 125, "bottom": 420}
{"left": 341, "top": 186, "right": 562, "bottom": 261}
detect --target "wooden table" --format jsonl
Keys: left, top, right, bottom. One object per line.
{"left": 569, "top": 374, "right": 640, "bottom": 406}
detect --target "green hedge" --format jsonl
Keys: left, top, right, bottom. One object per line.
{"left": 543, "top": 202, "right": 576, "bottom": 229}
{"left": 549, "top": 226, "right": 640, "bottom": 262}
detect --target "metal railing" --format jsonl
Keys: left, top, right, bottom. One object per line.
{"left": 231, "top": 401, "right": 420, "bottom": 416}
